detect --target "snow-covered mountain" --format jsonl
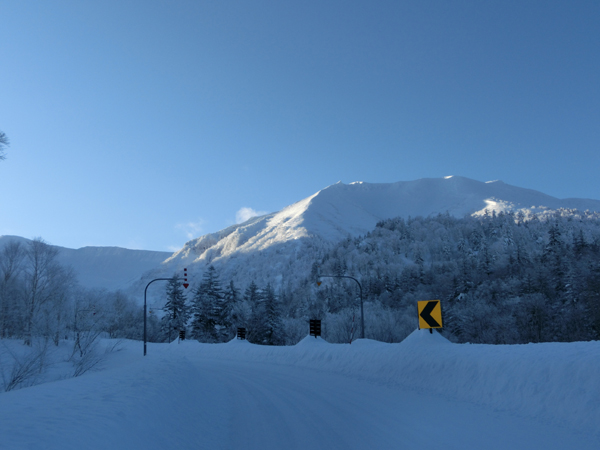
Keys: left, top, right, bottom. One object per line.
{"left": 6, "top": 176, "right": 600, "bottom": 297}
{"left": 0, "top": 235, "right": 172, "bottom": 291}
{"left": 141, "top": 176, "right": 600, "bottom": 293}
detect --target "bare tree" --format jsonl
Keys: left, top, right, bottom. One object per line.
{"left": 0, "top": 240, "right": 25, "bottom": 338}
{"left": 22, "top": 238, "right": 64, "bottom": 346}
{"left": 0, "top": 131, "right": 9, "bottom": 160}
{"left": 38, "top": 265, "right": 76, "bottom": 345}
{"left": 1, "top": 340, "right": 49, "bottom": 392}
{"left": 69, "top": 289, "right": 105, "bottom": 376}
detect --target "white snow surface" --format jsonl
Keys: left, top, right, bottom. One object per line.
{"left": 1, "top": 330, "right": 598, "bottom": 449}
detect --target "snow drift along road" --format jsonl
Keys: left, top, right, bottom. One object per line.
{"left": 1, "top": 330, "right": 598, "bottom": 449}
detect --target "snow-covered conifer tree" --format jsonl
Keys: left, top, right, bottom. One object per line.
{"left": 245, "top": 281, "right": 266, "bottom": 343}
{"left": 223, "top": 280, "right": 243, "bottom": 338}
{"left": 161, "top": 275, "right": 189, "bottom": 342}
{"left": 261, "top": 283, "right": 284, "bottom": 345}
{"left": 190, "top": 265, "right": 223, "bottom": 343}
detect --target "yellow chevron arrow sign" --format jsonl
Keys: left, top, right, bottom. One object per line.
{"left": 418, "top": 300, "right": 443, "bottom": 329}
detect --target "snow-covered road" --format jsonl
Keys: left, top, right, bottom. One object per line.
{"left": 210, "top": 358, "right": 591, "bottom": 450}
{"left": 1, "top": 331, "right": 599, "bottom": 449}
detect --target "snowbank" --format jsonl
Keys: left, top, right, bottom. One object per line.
{"left": 3, "top": 332, "right": 599, "bottom": 444}
{"left": 170, "top": 330, "right": 600, "bottom": 435}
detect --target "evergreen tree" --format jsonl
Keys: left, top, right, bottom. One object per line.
{"left": 161, "top": 275, "right": 189, "bottom": 342}
{"left": 544, "top": 223, "right": 565, "bottom": 294}
{"left": 262, "top": 283, "right": 284, "bottom": 345}
{"left": 572, "top": 229, "right": 587, "bottom": 258}
{"left": 190, "top": 265, "right": 224, "bottom": 342}
{"left": 224, "top": 280, "right": 242, "bottom": 337}
{"left": 245, "top": 280, "right": 268, "bottom": 343}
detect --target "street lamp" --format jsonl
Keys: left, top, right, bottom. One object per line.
{"left": 317, "top": 273, "right": 364, "bottom": 339}
{"left": 144, "top": 275, "right": 188, "bottom": 356}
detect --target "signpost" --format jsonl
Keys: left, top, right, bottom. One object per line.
{"left": 418, "top": 300, "right": 443, "bottom": 333}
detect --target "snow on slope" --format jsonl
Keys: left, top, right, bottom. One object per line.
{"left": 0, "top": 236, "right": 172, "bottom": 291}
{"left": 8, "top": 176, "right": 599, "bottom": 295}
{"left": 143, "top": 176, "right": 600, "bottom": 292}
{"left": 56, "top": 245, "right": 172, "bottom": 290}
{"left": 1, "top": 332, "right": 598, "bottom": 449}
{"left": 302, "top": 176, "right": 600, "bottom": 233}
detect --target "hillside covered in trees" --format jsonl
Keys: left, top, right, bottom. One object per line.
{"left": 160, "top": 208, "right": 600, "bottom": 346}
{"left": 310, "top": 209, "right": 600, "bottom": 344}
{"left": 2, "top": 207, "right": 600, "bottom": 382}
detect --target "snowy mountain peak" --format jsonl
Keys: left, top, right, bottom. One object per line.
{"left": 149, "top": 176, "right": 600, "bottom": 292}
{"left": 8, "top": 176, "right": 599, "bottom": 299}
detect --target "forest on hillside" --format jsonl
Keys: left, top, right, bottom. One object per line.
{"left": 309, "top": 209, "right": 600, "bottom": 344}
{"left": 1, "top": 207, "right": 600, "bottom": 388}
{"left": 163, "top": 208, "right": 600, "bottom": 346}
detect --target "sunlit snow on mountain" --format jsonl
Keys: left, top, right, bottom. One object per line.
{"left": 5, "top": 176, "right": 600, "bottom": 297}
{"left": 139, "top": 176, "right": 600, "bottom": 295}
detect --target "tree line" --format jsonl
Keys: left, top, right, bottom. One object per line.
{"left": 3, "top": 207, "right": 600, "bottom": 355}
{"left": 160, "top": 265, "right": 284, "bottom": 345}
{"left": 0, "top": 238, "right": 142, "bottom": 346}
{"left": 172, "top": 208, "right": 600, "bottom": 346}
{"left": 306, "top": 209, "right": 600, "bottom": 344}
{"left": 0, "top": 237, "right": 145, "bottom": 391}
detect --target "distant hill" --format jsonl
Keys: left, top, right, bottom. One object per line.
{"left": 0, "top": 236, "right": 172, "bottom": 291}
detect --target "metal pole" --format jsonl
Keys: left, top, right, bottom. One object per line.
{"left": 356, "top": 278, "right": 364, "bottom": 340}
{"left": 318, "top": 274, "right": 364, "bottom": 339}
{"left": 144, "top": 277, "right": 180, "bottom": 356}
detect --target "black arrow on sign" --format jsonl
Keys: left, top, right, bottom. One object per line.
{"left": 420, "top": 301, "right": 441, "bottom": 328}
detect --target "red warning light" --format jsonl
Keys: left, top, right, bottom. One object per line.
{"left": 183, "top": 267, "right": 189, "bottom": 289}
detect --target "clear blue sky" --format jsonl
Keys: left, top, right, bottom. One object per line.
{"left": 1, "top": 1, "right": 599, "bottom": 251}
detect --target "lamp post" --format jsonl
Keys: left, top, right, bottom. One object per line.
{"left": 144, "top": 276, "right": 187, "bottom": 356}
{"left": 317, "top": 274, "right": 364, "bottom": 339}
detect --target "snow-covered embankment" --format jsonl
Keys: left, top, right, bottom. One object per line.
{"left": 174, "top": 329, "right": 600, "bottom": 435}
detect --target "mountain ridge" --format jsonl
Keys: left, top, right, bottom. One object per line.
{"left": 4, "top": 176, "right": 600, "bottom": 298}
{"left": 137, "top": 176, "right": 600, "bottom": 298}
